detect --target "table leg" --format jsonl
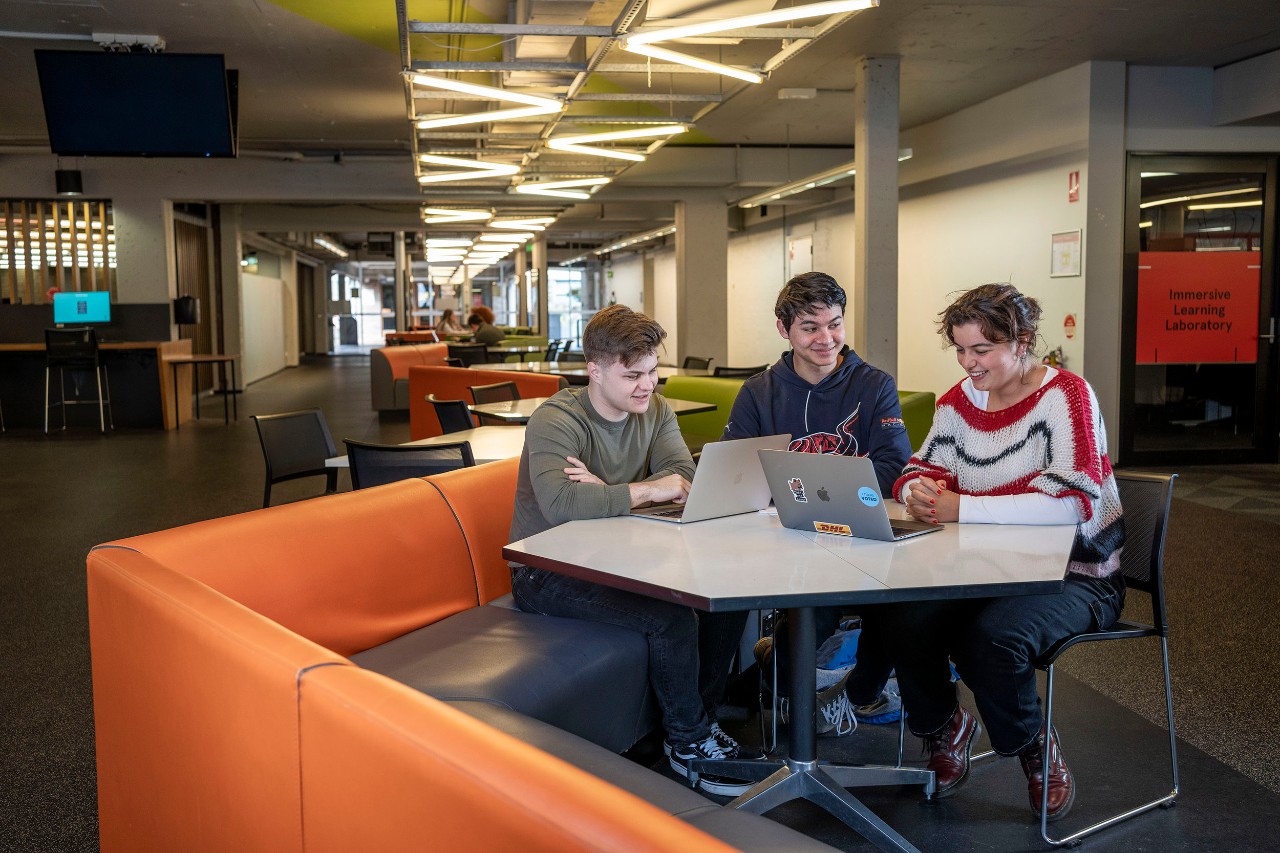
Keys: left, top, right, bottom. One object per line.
{"left": 220, "top": 361, "right": 229, "bottom": 425}
{"left": 691, "top": 605, "right": 933, "bottom": 853}
{"left": 171, "top": 362, "right": 180, "bottom": 430}
{"left": 230, "top": 360, "right": 238, "bottom": 421}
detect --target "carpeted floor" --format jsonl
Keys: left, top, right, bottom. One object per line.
{"left": 1, "top": 356, "right": 1277, "bottom": 851}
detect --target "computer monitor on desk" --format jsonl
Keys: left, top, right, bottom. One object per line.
{"left": 52, "top": 291, "right": 111, "bottom": 328}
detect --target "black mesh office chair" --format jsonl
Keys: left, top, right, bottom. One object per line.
{"left": 252, "top": 408, "right": 340, "bottom": 507}
{"left": 447, "top": 342, "right": 490, "bottom": 367}
{"left": 682, "top": 356, "right": 713, "bottom": 370}
{"left": 344, "top": 439, "right": 475, "bottom": 489}
{"left": 427, "top": 394, "right": 475, "bottom": 433}
{"left": 713, "top": 365, "right": 767, "bottom": 378}
{"left": 45, "top": 327, "right": 113, "bottom": 434}
{"left": 541, "top": 339, "right": 562, "bottom": 362}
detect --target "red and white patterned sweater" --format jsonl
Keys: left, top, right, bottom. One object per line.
{"left": 894, "top": 369, "right": 1124, "bottom": 578}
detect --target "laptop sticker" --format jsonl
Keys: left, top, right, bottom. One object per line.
{"left": 858, "top": 487, "right": 880, "bottom": 507}
{"left": 814, "top": 521, "right": 854, "bottom": 535}
{"left": 787, "top": 477, "right": 808, "bottom": 503}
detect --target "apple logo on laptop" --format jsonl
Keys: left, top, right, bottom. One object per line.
{"left": 815, "top": 487, "right": 831, "bottom": 502}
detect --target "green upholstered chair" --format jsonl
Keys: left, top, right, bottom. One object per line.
{"left": 896, "top": 390, "right": 936, "bottom": 451}
{"left": 659, "top": 375, "right": 748, "bottom": 455}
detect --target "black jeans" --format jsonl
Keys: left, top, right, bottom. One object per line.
{"left": 878, "top": 572, "right": 1126, "bottom": 754}
{"left": 511, "top": 566, "right": 747, "bottom": 746}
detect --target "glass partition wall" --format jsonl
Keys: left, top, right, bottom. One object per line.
{"left": 1122, "top": 156, "right": 1278, "bottom": 464}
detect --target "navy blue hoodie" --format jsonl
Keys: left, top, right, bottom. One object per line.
{"left": 721, "top": 346, "right": 910, "bottom": 495}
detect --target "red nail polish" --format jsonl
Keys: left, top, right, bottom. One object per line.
{"left": 930, "top": 509, "right": 936, "bottom": 515}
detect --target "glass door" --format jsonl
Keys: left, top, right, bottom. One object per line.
{"left": 1121, "top": 155, "right": 1277, "bottom": 464}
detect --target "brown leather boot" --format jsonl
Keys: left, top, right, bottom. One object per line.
{"left": 923, "top": 705, "right": 980, "bottom": 797}
{"left": 1019, "top": 727, "right": 1075, "bottom": 821}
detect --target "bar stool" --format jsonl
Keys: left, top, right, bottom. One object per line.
{"left": 45, "top": 327, "right": 113, "bottom": 434}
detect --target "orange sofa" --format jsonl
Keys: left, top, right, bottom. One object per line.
{"left": 370, "top": 343, "right": 448, "bottom": 412}
{"left": 87, "top": 458, "right": 830, "bottom": 852}
{"left": 408, "top": 364, "right": 564, "bottom": 438}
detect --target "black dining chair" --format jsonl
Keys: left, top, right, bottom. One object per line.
{"left": 557, "top": 351, "right": 586, "bottom": 364}
{"left": 252, "top": 408, "right": 340, "bottom": 507}
{"left": 713, "top": 365, "right": 767, "bottom": 378}
{"left": 344, "top": 439, "right": 475, "bottom": 489}
{"left": 682, "top": 356, "right": 713, "bottom": 370}
{"left": 447, "top": 342, "right": 491, "bottom": 367}
{"left": 427, "top": 394, "right": 475, "bottom": 433}
{"left": 541, "top": 339, "right": 562, "bottom": 363}
{"left": 469, "top": 381, "right": 521, "bottom": 426}
{"left": 445, "top": 357, "right": 465, "bottom": 368}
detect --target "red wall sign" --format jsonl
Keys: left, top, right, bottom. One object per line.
{"left": 1068, "top": 171, "right": 1080, "bottom": 203}
{"left": 1063, "top": 314, "right": 1076, "bottom": 339}
{"left": 1136, "top": 251, "right": 1260, "bottom": 364}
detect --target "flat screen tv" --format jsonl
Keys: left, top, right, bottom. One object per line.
{"left": 35, "top": 50, "right": 238, "bottom": 157}
{"left": 53, "top": 291, "right": 112, "bottom": 326}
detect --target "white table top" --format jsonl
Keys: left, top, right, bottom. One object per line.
{"left": 327, "top": 426, "right": 525, "bottom": 468}
{"left": 504, "top": 506, "right": 1074, "bottom": 612}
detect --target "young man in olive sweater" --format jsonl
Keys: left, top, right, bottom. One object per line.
{"left": 509, "top": 305, "right": 757, "bottom": 795}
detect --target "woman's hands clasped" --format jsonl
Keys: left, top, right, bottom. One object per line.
{"left": 905, "top": 475, "right": 960, "bottom": 524}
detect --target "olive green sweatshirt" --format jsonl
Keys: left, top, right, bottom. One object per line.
{"left": 508, "top": 387, "right": 694, "bottom": 548}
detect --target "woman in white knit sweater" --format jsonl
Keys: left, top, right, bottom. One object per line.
{"left": 880, "top": 283, "right": 1125, "bottom": 822}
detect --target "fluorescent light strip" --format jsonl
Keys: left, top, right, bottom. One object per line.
{"left": 490, "top": 218, "right": 555, "bottom": 231}
{"left": 410, "top": 73, "right": 563, "bottom": 129}
{"left": 546, "top": 125, "right": 687, "bottom": 162}
{"left": 1187, "top": 200, "right": 1263, "bottom": 210}
{"left": 1139, "top": 221, "right": 1153, "bottom": 229}
{"left": 421, "top": 207, "right": 492, "bottom": 224}
{"left": 313, "top": 236, "right": 349, "bottom": 258}
{"left": 477, "top": 233, "right": 535, "bottom": 243}
{"left": 596, "top": 225, "right": 677, "bottom": 254}
{"left": 626, "top": 0, "right": 876, "bottom": 44}
{"left": 620, "top": 43, "right": 762, "bottom": 84}
{"left": 514, "top": 177, "right": 610, "bottom": 200}
{"left": 1139, "top": 187, "right": 1259, "bottom": 209}
{"left": 418, "top": 154, "right": 520, "bottom": 184}
{"left": 621, "top": 0, "right": 876, "bottom": 83}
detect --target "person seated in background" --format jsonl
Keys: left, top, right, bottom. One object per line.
{"left": 883, "top": 282, "right": 1126, "bottom": 821}
{"left": 508, "top": 304, "right": 759, "bottom": 797}
{"left": 467, "top": 312, "right": 506, "bottom": 345}
{"left": 723, "top": 270, "right": 911, "bottom": 737}
{"left": 434, "top": 308, "right": 465, "bottom": 336}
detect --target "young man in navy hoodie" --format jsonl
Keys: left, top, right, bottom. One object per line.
{"left": 723, "top": 271, "right": 911, "bottom": 736}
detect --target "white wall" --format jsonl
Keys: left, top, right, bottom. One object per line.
{"left": 241, "top": 272, "right": 287, "bottom": 384}
{"left": 605, "top": 256, "right": 645, "bottom": 312}
{"left": 726, "top": 222, "right": 788, "bottom": 368}
{"left": 652, "top": 251, "right": 677, "bottom": 358}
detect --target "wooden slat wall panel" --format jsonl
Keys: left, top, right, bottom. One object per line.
{"left": 0, "top": 198, "right": 116, "bottom": 303}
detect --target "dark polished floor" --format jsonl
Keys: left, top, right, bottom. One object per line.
{"left": 1, "top": 356, "right": 1277, "bottom": 852}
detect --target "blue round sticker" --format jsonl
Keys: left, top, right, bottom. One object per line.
{"left": 857, "top": 487, "right": 880, "bottom": 507}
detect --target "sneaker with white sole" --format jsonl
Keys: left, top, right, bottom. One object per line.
{"left": 815, "top": 679, "right": 858, "bottom": 737}
{"left": 664, "top": 720, "right": 763, "bottom": 761}
{"left": 667, "top": 733, "right": 756, "bottom": 797}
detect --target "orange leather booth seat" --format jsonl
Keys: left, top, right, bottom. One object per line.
{"left": 371, "top": 343, "right": 448, "bottom": 411}
{"left": 86, "top": 455, "right": 825, "bottom": 852}
{"left": 408, "top": 364, "right": 564, "bottom": 439}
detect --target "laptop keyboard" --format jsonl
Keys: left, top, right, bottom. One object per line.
{"left": 653, "top": 508, "right": 685, "bottom": 518}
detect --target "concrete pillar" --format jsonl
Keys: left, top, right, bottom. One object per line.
{"left": 532, "top": 235, "right": 548, "bottom": 336}
{"left": 393, "top": 231, "right": 407, "bottom": 331}
{"left": 853, "top": 56, "right": 901, "bottom": 375}
{"left": 216, "top": 204, "right": 244, "bottom": 387}
{"left": 675, "top": 199, "right": 729, "bottom": 365}
{"left": 1081, "top": 61, "right": 1127, "bottom": 460}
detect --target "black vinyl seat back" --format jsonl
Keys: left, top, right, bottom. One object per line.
{"left": 46, "top": 327, "right": 101, "bottom": 368}
{"left": 252, "top": 408, "right": 339, "bottom": 507}
{"left": 427, "top": 394, "right": 475, "bottom": 433}
{"left": 469, "top": 381, "right": 519, "bottom": 405}
{"left": 1113, "top": 473, "right": 1175, "bottom": 627}
{"left": 713, "top": 365, "right": 767, "bottom": 378}
{"left": 344, "top": 439, "right": 475, "bottom": 489}
{"left": 542, "top": 339, "right": 562, "bottom": 362}
{"left": 447, "top": 342, "right": 490, "bottom": 366}
{"left": 682, "top": 356, "right": 713, "bottom": 370}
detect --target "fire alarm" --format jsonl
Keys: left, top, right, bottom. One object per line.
{"left": 1064, "top": 314, "right": 1077, "bottom": 339}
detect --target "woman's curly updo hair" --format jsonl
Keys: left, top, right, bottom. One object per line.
{"left": 938, "top": 283, "right": 1042, "bottom": 355}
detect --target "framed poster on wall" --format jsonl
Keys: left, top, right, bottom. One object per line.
{"left": 1050, "top": 229, "right": 1082, "bottom": 277}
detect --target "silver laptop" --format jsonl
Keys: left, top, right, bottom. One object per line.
{"left": 758, "top": 450, "right": 942, "bottom": 541}
{"left": 633, "top": 434, "right": 791, "bottom": 524}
